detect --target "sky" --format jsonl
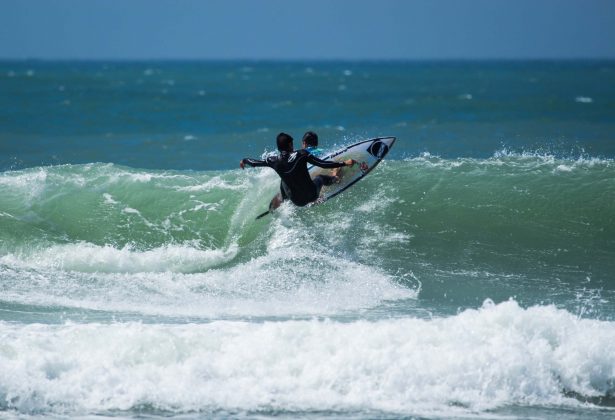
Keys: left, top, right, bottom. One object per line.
{"left": 0, "top": 0, "right": 614, "bottom": 60}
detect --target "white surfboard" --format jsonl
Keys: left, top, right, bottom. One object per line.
{"left": 309, "top": 136, "right": 396, "bottom": 203}
{"left": 256, "top": 137, "right": 395, "bottom": 219}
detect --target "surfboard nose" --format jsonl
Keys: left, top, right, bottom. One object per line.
{"left": 379, "top": 137, "right": 396, "bottom": 149}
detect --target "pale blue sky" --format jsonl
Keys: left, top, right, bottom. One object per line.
{"left": 1, "top": 0, "right": 614, "bottom": 60}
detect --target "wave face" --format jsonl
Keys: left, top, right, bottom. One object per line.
{"left": 1, "top": 155, "right": 614, "bottom": 316}
{"left": 1, "top": 155, "right": 615, "bottom": 417}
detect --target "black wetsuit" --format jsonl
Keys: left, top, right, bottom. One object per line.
{"left": 242, "top": 150, "right": 345, "bottom": 206}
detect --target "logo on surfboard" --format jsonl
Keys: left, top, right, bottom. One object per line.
{"left": 367, "top": 141, "right": 389, "bottom": 159}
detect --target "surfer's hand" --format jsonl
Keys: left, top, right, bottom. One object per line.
{"left": 240, "top": 160, "right": 245, "bottom": 169}
{"left": 344, "top": 159, "right": 356, "bottom": 167}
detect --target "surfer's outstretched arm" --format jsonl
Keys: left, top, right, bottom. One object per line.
{"left": 307, "top": 155, "right": 355, "bottom": 169}
{"left": 240, "top": 158, "right": 269, "bottom": 169}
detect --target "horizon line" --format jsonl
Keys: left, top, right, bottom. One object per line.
{"left": 2, "top": 57, "right": 615, "bottom": 63}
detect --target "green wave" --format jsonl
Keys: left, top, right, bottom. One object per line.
{"left": 1, "top": 156, "right": 613, "bottom": 278}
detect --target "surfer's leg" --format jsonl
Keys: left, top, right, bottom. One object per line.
{"left": 312, "top": 176, "right": 324, "bottom": 198}
{"left": 318, "top": 175, "right": 336, "bottom": 186}
{"left": 312, "top": 175, "right": 336, "bottom": 198}
{"left": 330, "top": 167, "right": 342, "bottom": 182}
{"left": 269, "top": 184, "right": 288, "bottom": 211}
{"left": 269, "top": 193, "right": 283, "bottom": 211}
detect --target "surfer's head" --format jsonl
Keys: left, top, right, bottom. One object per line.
{"left": 302, "top": 131, "right": 318, "bottom": 148}
{"left": 276, "top": 132, "right": 294, "bottom": 152}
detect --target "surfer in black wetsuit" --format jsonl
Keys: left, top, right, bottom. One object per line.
{"left": 240, "top": 132, "right": 357, "bottom": 210}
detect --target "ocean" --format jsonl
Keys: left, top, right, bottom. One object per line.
{"left": 1, "top": 60, "right": 614, "bottom": 419}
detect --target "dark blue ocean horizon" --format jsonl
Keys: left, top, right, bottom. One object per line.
{"left": 2, "top": 59, "right": 614, "bottom": 172}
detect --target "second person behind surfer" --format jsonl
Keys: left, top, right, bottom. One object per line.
{"left": 302, "top": 131, "right": 324, "bottom": 157}
{"left": 240, "top": 132, "right": 357, "bottom": 210}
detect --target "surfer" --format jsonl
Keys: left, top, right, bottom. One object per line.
{"left": 240, "top": 132, "right": 357, "bottom": 210}
{"left": 302, "top": 131, "right": 324, "bottom": 157}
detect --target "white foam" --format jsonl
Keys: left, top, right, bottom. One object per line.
{"left": 555, "top": 164, "right": 573, "bottom": 172}
{"left": 0, "top": 242, "right": 238, "bottom": 274}
{"left": 104, "top": 168, "right": 198, "bottom": 184}
{"left": 102, "top": 193, "right": 118, "bottom": 205}
{"left": 403, "top": 149, "right": 613, "bottom": 173}
{"left": 0, "top": 241, "right": 412, "bottom": 318}
{"left": 0, "top": 167, "right": 50, "bottom": 205}
{"left": 575, "top": 96, "right": 593, "bottom": 103}
{"left": 123, "top": 172, "right": 152, "bottom": 182}
{"left": 356, "top": 190, "right": 395, "bottom": 213}
{"left": 359, "top": 226, "right": 412, "bottom": 248}
{"left": 0, "top": 165, "right": 185, "bottom": 192}
{"left": 0, "top": 211, "right": 16, "bottom": 219}
{"left": 175, "top": 175, "right": 248, "bottom": 192}
{"left": 0, "top": 167, "right": 48, "bottom": 188}
{"left": 1, "top": 301, "right": 613, "bottom": 415}
{"left": 182, "top": 201, "right": 220, "bottom": 213}
{"left": 492, "top": 148, "right": 613, "bottom": 170}
{"left": 122, "top": 207, "right": 140, "bottom": 215}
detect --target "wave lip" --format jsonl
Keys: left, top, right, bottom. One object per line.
{"left": 0, "top": 242, "right": 238, "bottom": 274}
{"left": 1, "top": 300, "right": 614, "bottom": 416}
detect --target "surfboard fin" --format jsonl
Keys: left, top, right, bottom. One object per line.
{"left": 255, "top": 210, "right": 270, "bottom": 220}
{"left": 256, "top": 193, "right": 283, "bottom": 220}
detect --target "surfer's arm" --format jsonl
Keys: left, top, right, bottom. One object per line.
{"left": 307, "top": 155, "right": 355, "bottom": 169}
{"left": 240, "top": 158, "right": 268, "bottom": 169}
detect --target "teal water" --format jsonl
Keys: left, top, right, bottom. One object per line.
{"left": 2, "top": 61, "right": 615, "bottom": 171}
{"left": 1, "top": 61, "right": 615, "bottom": 418}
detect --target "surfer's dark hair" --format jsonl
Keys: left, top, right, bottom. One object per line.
{"left": 276, "top": 132, "right": 293, "bottom": 152}
{"left": 302, "top": 131, "right": 318, "bottom": 147}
